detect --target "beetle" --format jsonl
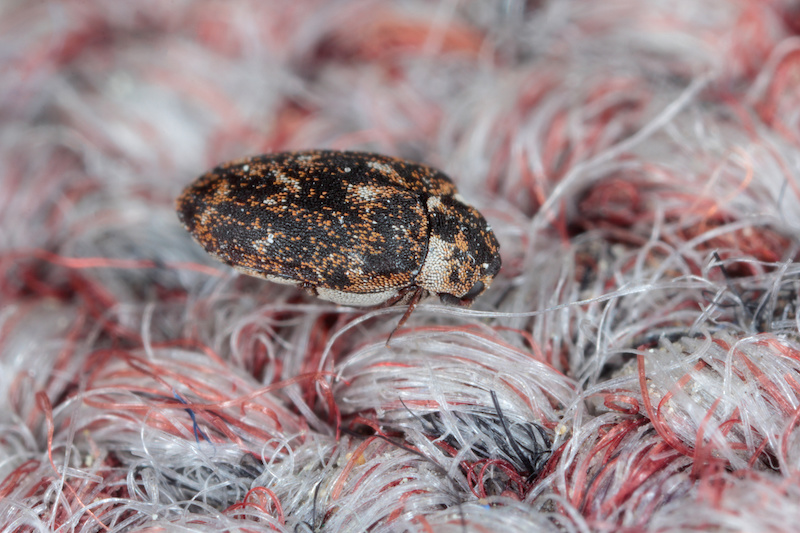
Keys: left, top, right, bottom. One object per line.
{"left": 176, "top": 150, "right": 501, "bottom": 333}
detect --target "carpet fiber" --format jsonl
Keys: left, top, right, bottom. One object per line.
{"left": 2, "top": 1, "right": 800, "bottom": 531}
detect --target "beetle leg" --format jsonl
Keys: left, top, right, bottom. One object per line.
{"left": 386, "top": 286, "right": 425, "bottom": 345}
{"left": 379, "top": 286, "right": 414, "bottom": 308}
{"left": 300, "top": 281, "right": 318, "bottom": 297}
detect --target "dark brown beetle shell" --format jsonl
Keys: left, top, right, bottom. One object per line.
{"left": 176, "top": 150, "right": 501, "bottom": 309}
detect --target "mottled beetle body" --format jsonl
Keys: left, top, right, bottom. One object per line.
{"left": 176, "top": 150, "right": 500, "bottom": 315}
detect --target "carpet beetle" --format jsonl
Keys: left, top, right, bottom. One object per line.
{"left": 176, "top": 150, "right": 501, "bottom": 330}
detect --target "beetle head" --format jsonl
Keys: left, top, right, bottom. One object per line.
{"left": 418, "top": 195, "right": 501, "bottom": 306}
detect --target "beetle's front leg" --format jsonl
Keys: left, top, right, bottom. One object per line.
{"left": 300, "top": 281, "right": 319, "bottom": 297}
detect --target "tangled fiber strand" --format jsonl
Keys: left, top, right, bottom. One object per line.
{"left": 2, "top": 0, "right": 800, "bottom": 532}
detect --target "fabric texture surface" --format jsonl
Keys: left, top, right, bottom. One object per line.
{"left": 2, "top": 1, "right": 800, "bottom": 531}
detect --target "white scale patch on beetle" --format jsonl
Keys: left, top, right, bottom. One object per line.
{"left": 346, "top": 251, "right": 365, "bottom": 265}
{"left": 176, "top": 150, "right": 502, "bottom": 334}
{"left": 252, "top": 233, "right": 276, "bottom": 250}
{"left": 316, "top": 287, "right": 400, "bottom": 307}
{"left": 417, "top": 235, "right": 458, "bottom": 292}
{"left": 274, "top": 172, "right": 301, "bottom": 191}
{"left": 366, "top": 160, "right": 395, "bottom": 175}
{"left": 347, "top": 183, "right": 382, "bottom": 202}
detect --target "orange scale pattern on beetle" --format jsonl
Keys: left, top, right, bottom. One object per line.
{"left": 176, "top": 150, "right": 500, "bottom": 308}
